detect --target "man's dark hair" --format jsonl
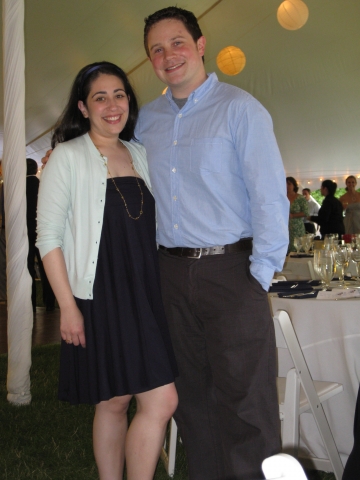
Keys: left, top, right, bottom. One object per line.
{"left": 51, "top": 61, "right": 139, "bottom": 148}
{"left": 26, "top": 158, "right": 38, "bottom": 176}
{"left": 144, "top": 7, "right": 203, "bottom": 58}
{"left": 302, "top": 188, "right": 311, "bottom": 194}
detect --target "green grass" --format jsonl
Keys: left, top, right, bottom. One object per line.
{"left": 0, "top": 345, "right": 335, "bottom": 479}
{"left": 0, "top": 345, "right": 187, "bottom": 479}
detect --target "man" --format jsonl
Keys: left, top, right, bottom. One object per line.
{"left": 136, "top": 7, "right": 289, "bottom": 479}
{"left": 302, "top": 188, "right": 320, "bottom": 235}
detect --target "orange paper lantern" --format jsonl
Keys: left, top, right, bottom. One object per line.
{"left": 216, "top": 46, "right": 246, "bottom": 76}
{"left": 277, "top": 0, "right": 309, "bottom": 30}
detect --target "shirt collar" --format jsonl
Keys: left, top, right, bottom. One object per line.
{"left": 165, "top": 72, "right": 218, "bottom": 109}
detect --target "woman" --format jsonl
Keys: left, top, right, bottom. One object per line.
{"left": 286, "top": 176, "right": 308, "bottom": 252}
{"left": 340, "top": 175, "right": 360, "bottom": 234}
{"left": 36, "top": 62, "right": 178, "bottom": 480}
{"left": 309, "top": 179, "right": 345, "bottom": 238}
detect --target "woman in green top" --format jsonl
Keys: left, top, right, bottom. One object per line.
{"left": 286, "top": 176, "right": 309, "bottom": 253}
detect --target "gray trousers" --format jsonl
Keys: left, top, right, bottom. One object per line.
{"left": 159, "top": 249, "right": 281, "bottom": 480}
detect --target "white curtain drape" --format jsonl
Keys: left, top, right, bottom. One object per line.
{"left": 3, "top": 0, "right": 33, "bottom": 405}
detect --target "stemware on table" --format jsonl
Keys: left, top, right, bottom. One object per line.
{"left": 313, "top": 249, "right": 325, "bottom": 285}
{"left": 351, "top": 247, "right": 360, "bottom": 282}
{"left": 293, "top": 236, "right": 302, "bottom": 254}
{"left": 301, "top": 234, "right": 314, "bottom": 254}
{"left": 334, "top": 244, "right": 352, "bottom": 287}
{"left": 317, "top": 249, "right": 336, "bottom": 290}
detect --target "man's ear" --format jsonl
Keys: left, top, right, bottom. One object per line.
{"left": 197, "top": 36, "right": 206, "bottom": 57}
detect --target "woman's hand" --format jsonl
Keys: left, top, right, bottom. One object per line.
{"left": 42, "top": 248, "right": 87, "bottom": 348}
{"left": 60, "top": 303, "right": 86, "bottom": 347}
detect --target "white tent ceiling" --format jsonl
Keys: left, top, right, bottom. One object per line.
{"left": 1, "top": 0, "right": 359, "bottom": 190}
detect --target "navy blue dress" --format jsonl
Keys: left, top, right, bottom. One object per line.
{"left": 58, "top": 177, "right": 178, "bottom": 405}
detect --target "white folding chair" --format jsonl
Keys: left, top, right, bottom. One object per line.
{"left": 274, "top": 310, "right": 344, "bottom": 480}
{"left": 160, "top": 417, "right": 178, "bottom": 477}
{"left": 262, "top": 453, "right": 308, "bottom": 480}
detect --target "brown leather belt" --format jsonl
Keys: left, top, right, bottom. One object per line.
{"left": 159, "top": 238, "right": 252, "bottom": 259}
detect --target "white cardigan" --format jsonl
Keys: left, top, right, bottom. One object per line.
{"left": 36, "top": 132, "right": 152, "bottom": 299}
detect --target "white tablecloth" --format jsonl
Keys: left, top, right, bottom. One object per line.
{"left": 269, "top": 295, "right": 360, "bottom": 466}
{"left": 280, "top": 254, "right": 358, "bottom": 281}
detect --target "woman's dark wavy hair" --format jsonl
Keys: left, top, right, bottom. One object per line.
{"left": 321, "top": 179, "right": 337, "bottom": 196}
{"left": 51, "top": 62, "right": 138, "bottom": 148}
{"left": 286, "top": 176, "right": 299, "bottom": 193}
{"left": 144, "top": 6, "right": 203, "bottom": 60}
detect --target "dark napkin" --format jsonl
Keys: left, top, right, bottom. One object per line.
{"left": 289, "top": 254, "right": 314, "bottom": 258}
{"left": 278, "top": 290, "right": 319, "bottom": 299}
{"left": 269, "top": 280, "right": 320, "bottom": 293}
{"left": 333, "top": 275, "right": 356, "bottom": 281}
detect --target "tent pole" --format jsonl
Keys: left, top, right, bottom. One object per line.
{"left": 3, "top": 0, "right": 33, "bottom": 405}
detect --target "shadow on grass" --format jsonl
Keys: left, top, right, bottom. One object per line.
{"left": 0, "top": 344, "right": 188, "bottom": 479}
{"left": 0, "top": 344, "right": 334, "bottom": 479}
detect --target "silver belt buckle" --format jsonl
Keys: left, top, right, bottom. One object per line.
{"left": 193, "top": 248, "right": 202, "bottom": 259}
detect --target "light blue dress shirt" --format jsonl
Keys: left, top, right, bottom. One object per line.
{"left": 135, "top": 73, "right": 289, "bottom": 290}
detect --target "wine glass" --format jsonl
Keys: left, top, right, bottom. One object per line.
{"left": 334, "top": 244, "right": 352, "bottom": 287}
{"left": 318, "top": 249, "right": 336, "bottom": 290}
{"left": 351, "top": 234, "right": 360, "bottom": 249}
{"left": 301, "top": 235, "right": 313, "bottom": 254}
{"left": 324, "top": 234, "right": 335, "bottom": 250}
{"left": 313, "top": 249, "right": 325, "bottom": 284}
{"left": 293, "top": 237, "right": 302, "bottom": 255}
{"left": 351, "top": 247, "right": 360, "bottom": 282}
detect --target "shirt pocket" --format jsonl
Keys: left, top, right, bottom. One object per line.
{"left": 190, "top": 138, "right": 223, "bottom": 175}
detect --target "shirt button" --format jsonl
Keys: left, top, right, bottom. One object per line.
{"left": 174, "top": 224, "right": 178, "bottom": 229}
{"left": 194, "top": 99, "right": 198, "bottom": 103}
{"left": 178, "top": 113, "right": 182, "bottom": 118}
{"left": 173, "top": 196, "right": 177, "bottom": 201}
{"left": 173, "top": 140, "right": 177, "bottom": 145}
{"left": 172, "top": 168, "right": 176, "bottom": 173}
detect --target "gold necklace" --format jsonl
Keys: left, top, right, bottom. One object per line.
{"left": 96, "top": 145, "right": 144, "bottom": 221}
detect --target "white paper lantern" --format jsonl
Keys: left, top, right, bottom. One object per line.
{"left": 216, "top": 46, "right": 246, "bottom": 76}
{"left": 277, "top": 0, "right": 309, "bottom": 30}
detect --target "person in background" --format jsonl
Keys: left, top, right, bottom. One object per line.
{"left": 309, "top": 179, "right": 345, "bottom": 238}
{"left": 287, "top": 177, "right": 308, "bottom": 252}
{"left": 26, "top": 158, "right": 55, "bottom": 312}
{"left": 136, "top": 7, "right": 289, "bottom": 479}
{"left": 340, "top": 175, "right": 360, "bottom": 234}
{"left": 302, "top": 188, "right": 320, "bottom": 235}
{"left": 26, "top": 158, "right": 41, "bottom": 312}
{"left": 36, "top": 61, "right": 178, "bottom": 480}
